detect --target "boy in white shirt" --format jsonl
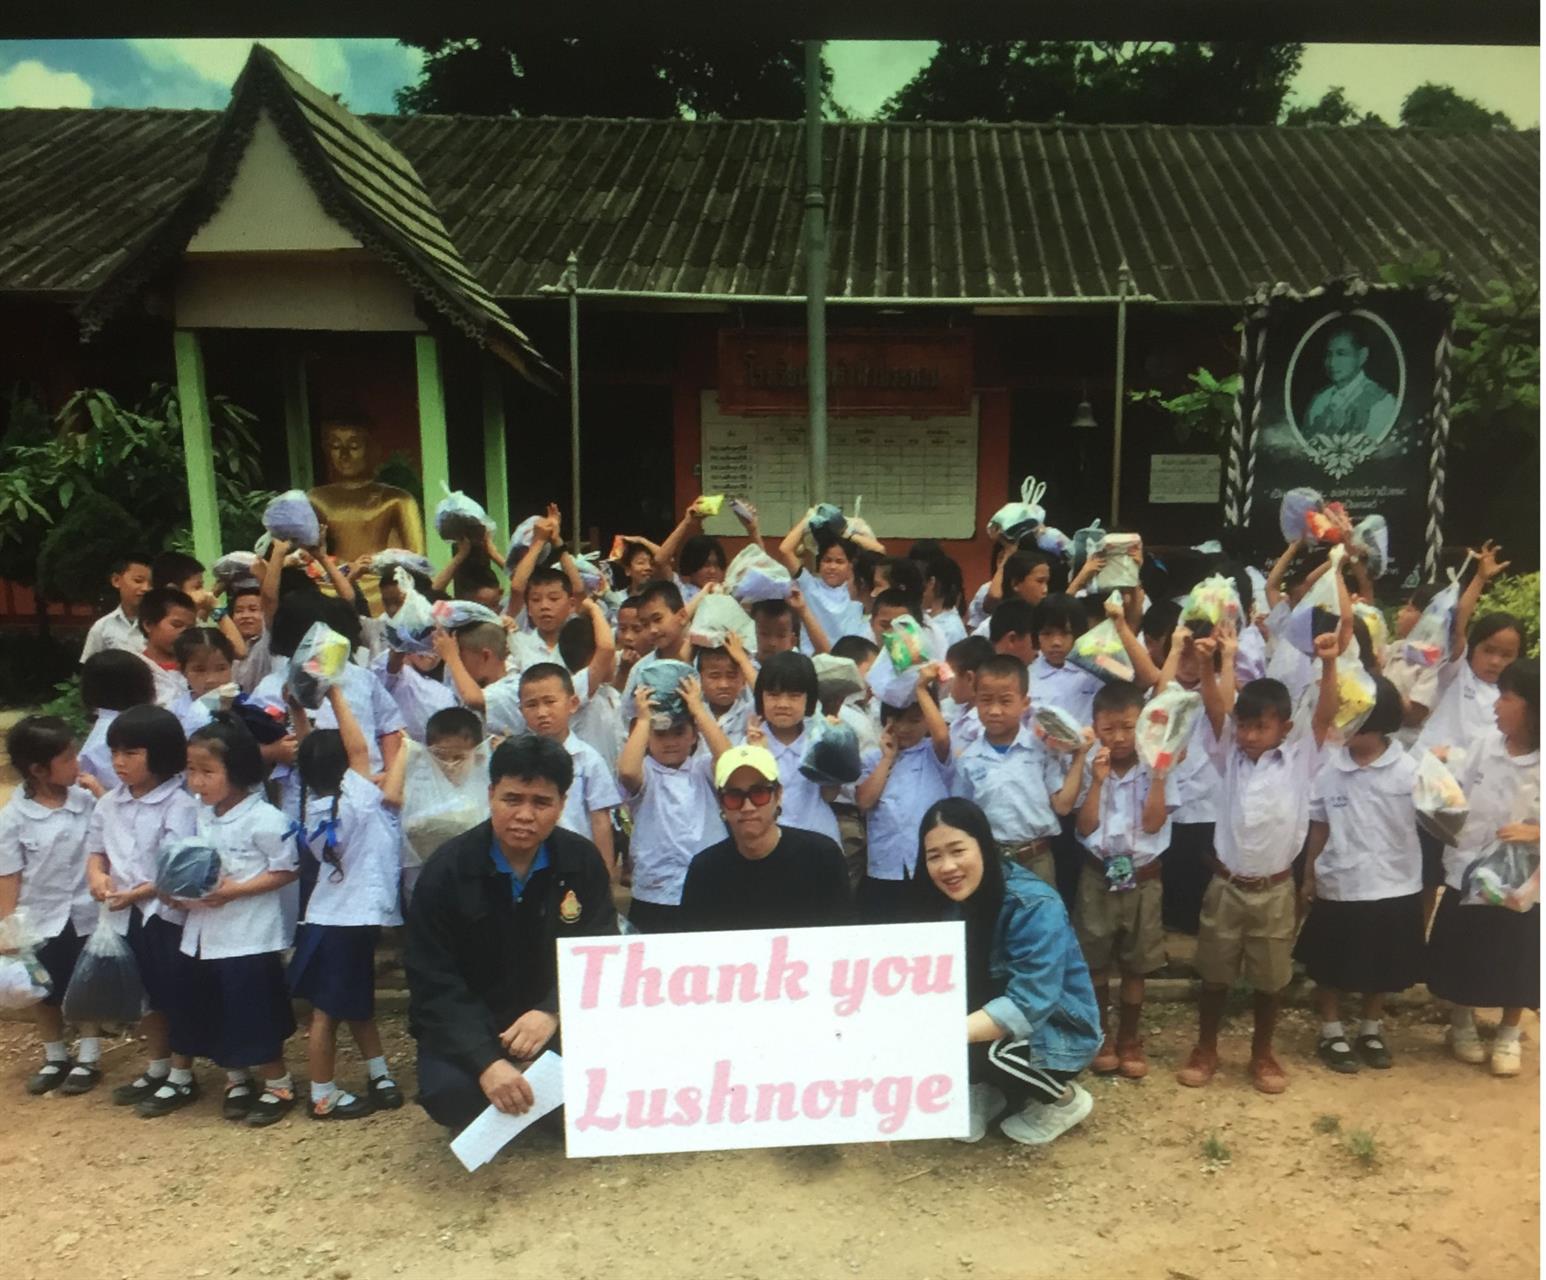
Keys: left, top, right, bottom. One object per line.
{"left": 1030, "top": 594, "right": 1105, "bottom": 726}
{"left": 436, "top": 619, "right": 528, "bottom": 739}
{"left": 136, "top": 587, "right": 197, "bottom": 710}
{"left": 81, "top": 553, "right": 153, "bottom": 663}
{"left": 696, "top": 637, "right": 757, "bottom": 747}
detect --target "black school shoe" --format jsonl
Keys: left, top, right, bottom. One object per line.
{"left": 1356, "top": 1034, "right": 1394, "bottom": 1070}
{"left": 310, "top": 1091, "right": 373, "bottom": 1121}
{"left": 1317, "top": 1036, "right": 1360, "bottom": 1074}
{"left": 137, "top": 1078, "right": 202, "bottom": 1118}
{"left": 368, "top": 1076, "right": 404, "bottom": 1111}
{"left": 245, "top": 1086, "right": 297, "bottom": 1127}
{"left": 113, "top": 1074, "right": 170, "bottom": 1106}
{"left": 57, "top": 1064, "right": 103, "bottom": 1096}
{"left": 25, "top": 1059, "right": 74, "bottom": 1095}
{"left": 222, "top": 1080, "right": 257, "bottom": 1120}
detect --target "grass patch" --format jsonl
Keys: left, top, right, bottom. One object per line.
{"left": 1201, "top": 1133, "right": 1231, "bottom": 1164}
{"left": 1313, "top": 1114, "right": 1341, "bottom": 1135}
{"left": 1345, "top": 1130, "right": 1378, "bottom": 1168}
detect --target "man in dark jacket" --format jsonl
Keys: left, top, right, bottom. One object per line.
{"left": 406, "top": 735, "right": 616, "bottom": 1133}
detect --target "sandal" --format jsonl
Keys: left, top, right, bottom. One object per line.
{"left": 222, "top": 1080, "right": 256, "bottom": 1121}
{"left": 1355, "top": 1034, "right": 1393, "bottom": 1070}
{"left": 1316, "top": 1036, "right": 1360, "bottom": 1074}
{"left": 25, "top": 1059, "right": 73, "bottom": 1096}
{"left": 245, "top": 1085, "right": 296, "bottom": 1128}
{"left": 58, "top": 1064, "right": 103, "bottom": 1096}
{"left": 369, "top": 1076, "right": 404, "bottom": 1111}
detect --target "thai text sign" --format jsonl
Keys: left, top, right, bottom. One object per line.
{"left": 558, "top": 924, "right": 969, "bottom": 1156}
{"left": 718, "top": 329, "right": 974, "bottom": 415}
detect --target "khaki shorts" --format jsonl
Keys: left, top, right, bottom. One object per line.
{"left": 1074, "top": 865, "right": 1167, "bottom": 976}
{"left": 1194, "top": 876, "right": 1297, "bottom": 993}
{"left": 1007, "top": 841, "right": 1056, "bottom": 888}
{"left": 835, "top": 806, "right": 866, "bottom": 890}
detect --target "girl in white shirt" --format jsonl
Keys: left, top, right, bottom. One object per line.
{"left": 287, "top": 686, "right": 404, "bottom": 1120}
{"left": 78, "top": 650, "right": 157, "bottom": 786}
{"left": 177, "top": 715, "right": 299, "bottom": 1127}
{"left": 1295, "top": 679, "right": 1424, "bottom": 1074}
{"left": 0, "top": 716, "right": 102, "bottom": 1096}
{"left": 84, "top": 706, "right": 202, "bottom": 1116}
{"left": 170, "top": 626, "right": 237, "bottom": 738}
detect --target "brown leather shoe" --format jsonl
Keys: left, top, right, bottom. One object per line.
{"left": 1091, "top": 1035, "right": 1120, "bottom": 1074}
{"left": 1117, "top": 1039, "right": 1149, "bottom": 1079}
{"left": 1249, "top": 1053, "right": 1288, "bottom": 1095}
{"left": 1175, "top": 1046, "right": 1218, "bottom": 1088}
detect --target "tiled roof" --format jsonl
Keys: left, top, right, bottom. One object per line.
{"left": 0, "top": 101, "right": 1536, "bottom": 308}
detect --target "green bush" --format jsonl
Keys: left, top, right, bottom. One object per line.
{"left": 36, "top": 492, "right": 137, "bottom": 605}
{"left": 40, "top": 676, "right": 89, "bottom": 738}
{"left": 1479, "top": 572, "right": 1541, "bottom": 657}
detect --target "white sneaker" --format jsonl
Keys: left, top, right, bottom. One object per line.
{"left": 1491, "top": 1038, "right": 1522, "bottom": 1077}
{"left": 955, "top": 1083, "right": 1007, "bottom": 1143}
{"left": 1448, "top": 1022, "right": 1487, "bottom": 1064}
{"left": 999, "top": 1083, "right": 1093, "bottom": 1147}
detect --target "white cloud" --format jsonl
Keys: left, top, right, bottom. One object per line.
{"left": 0, "top": 59, "right": 94, "bottom": 108}
{"left": 126, "top": 38, "right": 421, "bottom": 106}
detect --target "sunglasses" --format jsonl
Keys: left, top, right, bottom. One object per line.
{"left": 719, "top": 783, "right": 777, "bottom": 810}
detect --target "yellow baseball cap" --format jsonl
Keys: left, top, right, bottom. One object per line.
{"left": 713, "top": 744, "right": 780, "bottom": 790}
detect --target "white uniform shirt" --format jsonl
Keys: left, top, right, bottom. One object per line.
{"left": 78, "top": 711, "right": 119, "bottom": 789}
{"left": 954, "top": 726, "right": 1065, "bottom": 846}
{"left": 625, "top": 752, "right": 725, "bottom": 906}
{"left": 375, "top": 654, "right": 457, "bottom": 744}
{"left": 571, "top": 669, "right": 625, "bottom": 770}
{"left": 0, "top": 786, "right": 97, "bottom": 939}
{"left": 480, "top": 669, "right": 529, "bottom": 739}
{"left": 929, "top": 609, "right": 968, "bottom": 652}
{"left": 765, "top": 724, "right": 842, "bottom": 844}
{"left": 1028, "top": 656, "right": 1103, "bottom": 727}
{"left": 1415, "top": 654, "right": 1500, "bottom": 758}
{"left": 1079, "top": 760, "right": 1179, "bottom": 869}
{"left": 1169, "top": 700, "right": 1221, "bottom": 825}
{"left": 859, "top": 740, "right": 954, "bottom": 880}
{"left": 80, "top": 606, "right": 145, "bottom": 662}
{"left": 1445, "top": 730, "right": 1541, "bottom": 890}
{"left": 1207, "top": 716, "right": 1327, "bottom": 878}
{"left": 510, "top": 629, "right": 563, "bottom": 674}
{"left": 1235, "top": 626, "right": 1268, "bottom": 685}
{"left": 299, "top": 772, "right": 403, "bottom": 928}
{"left": 1265, "top": 604, "right": 1315, "bottom": 705}
{"left": 713, "top": 687, "right": 755, "bottom": 746}
{"left": 87, "top": 777, "right": 201, "bottom": 933}
{"left": 949, "top": 705, "right": 984, "bottom": 756}
{"left": 795, "top": 570, "right": 867, "bottom": 652}
{"left": 1308, "top": 741, "right": 1422, "bottom": 900}
{"left": 557, "top": 732, "right": 624, "bottom": 839}
{"left": 180, "top": 793, "right": 298, "bottom": 959}
{"left": 142, "top": 654, "right": 189, "bottom": 711}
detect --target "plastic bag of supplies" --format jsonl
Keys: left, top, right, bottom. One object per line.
{"left": 1331, "top": 643, "right": 1378, "bottom": 736}
{"left": 1351, "top": 515, "right": 1391, "bottom": 577}
{"left": 62, "top": 904, "right": 146, "bottom": 1025}
{"left": 1181, "top": 574, "right": 1242, "bottom": 637}
{"left": 1070, "top": 520, "right": 1105, "bottom": 576}
{"left": 154, "top": 837, "right": 222, "bottom": 901}
{"left": 882, "top": 615, "right": 931, "bottom": 674}
{"left": 262, "top": 490, "right": 321, "bottom": 547}
{"left": 688, "top": 592, "right": 756, "bottom": 653}
{"left": 799, "top": 716, "right": 863, "bottom": 786}
{"left": 1459, "top": 838, "right": 1540, "bottom": 909}
{"left": 0, "top": 909, "right": 51, "bottom": 1011}
{"left": 1137, "top": 687, "right": 1202, "bottom": 771}
{"left": 505, "top": 515, "right": 557, "bottom": 570}
{"left": 1282, "top": 546, "right": 1345, "bottom": 657}
{"left": 381, "top": 568, "right": 437, "bottom": 654}
{"left": 1035, "top": 526, "right": 1071, "bottom": 559}
{"left": 986, "top": 477, "right": 1048, "bottom": 544}
{"left": 370, "top": 549, "right": 434, "bottom": 581}
{"left": 813, "top": 654, "right": 865, "bottom": 705}
{"left": 212, "top": 551, "right": 258, "bottom": 586}
{"left": 434, "top": 488, "right": 495, "bottom": 544}
{"left": 1095, "top": 534, "right": 1142, "bottom": 590}
{"left": 289, "top": 622, "right": 352, "bottom": 711}
{"left": 636, "top": 660, "right": 698, "bottom": 729}
{"left": 1070, "top": 594, "right": 1135, "bottom": 684}
{"left": 401, "top": 739, "right": 492, "bottom": 869}
{"left": 1279, "top": 487, "right": 1324, "bottom": 543}
{"left": 724, "top": 544, "right": 792, "bottom": 604}
{"left": 1033, "top": 705, "right": 1085, "bottom": 752}
{"left": 691, "top": 494, "right": 725, "bottom": 518}
{"left": 1414, "top": 750, "right": 1469, "bottom": 845}
{"left": 1403, "top": 576, "right": 1464, "bottom": 669}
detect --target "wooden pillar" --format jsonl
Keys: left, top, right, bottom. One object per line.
{"left": 415, "top": 334, "right": 451, "bottom": 567}
{"left": 481, "top": 359, "right": 510, "bottom": 542}
{"left": 173, "top": 330, "right": 222, "bottom": 568}
{"left": 281, "top": 346, "right": 314, "bottom": 491}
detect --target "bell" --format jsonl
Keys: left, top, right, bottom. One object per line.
{"left": 1070, "top": 399, "right": 1098, "bottom": 430}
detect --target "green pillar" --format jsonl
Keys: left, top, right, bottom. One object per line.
{"left": 173, "top": 330, "right": 222, "bottom": 568}
{"left": 415, "top": 334, "right": 451, "bottom": 567}
{"left": 481, "top": 359, "right": 510, "bottom": 543}
{"left": 281, "top": 347, "right": 314, "bottom": 491}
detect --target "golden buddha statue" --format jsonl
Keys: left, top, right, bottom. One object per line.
{"left": 307, "top": 421, "right": 425, "bottom": 563}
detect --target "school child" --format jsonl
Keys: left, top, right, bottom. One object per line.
{"left": 1293, "top": 678, "right": 1424, "bottom": 1074}
{"left": 0, "top": 716, "right": 102, "bottom": 1095}
{"left": 378, "top": 645, "right": 458, "bottom": 745}
{"left": 79, "top": 650, "right": 157, "bottom": 785}
{"left": 382, "top": 706, "right": 490, "bottom": 905}
{"left": 972, "top": 548, "right": 1053, "bottom": 634}
{"left": 696, "top": 637, "right": 756, "bottom": 745}
{"left": 1075, "top": 682, "right": 1179, "bottom": 1079}
{"left": 922, "top": 556, "right": 968, "bottom": 650}
{"left": 617, "top": 674, "right": 733, "bottom": 932}
{"left": 1427, "top": 658, "right": 1540, "bottom": 1076}
{"left": 1261, "top": 541, "right": 1330, "bottom": 705}
{"left": 176, "top": 715, "right": 300, "bottom": 1126}
{"left": 657, "top": 499, "right": 757, "bottom": 603}
{"left": 750, "top": 589, "right": 832, "bottom": 661}
{"left": 436, "top": 618, "right": 527, "bottom": 738}
{"left": 84, "top": 706, "right": 203, "bottom": 1113}
{"left": 631, "top": 579, "right": 693, "bottom": 672}
{"left": 868, "top": 585, "right": 923, "bottom": 650}
{"left": 435, "top": 533, "right": 506, "bottom": 612}
{"left": 1382, "top": 583, "right": 1440, "bottom": 748}
{"left": 1030, "top": 594, "right": 1104, "bottom": 725}
{"left": 560, "top": 603, "right": 623, "bottom": 768}
{"left": 614, "top": 537, "right": 662, "bottom": 596}
{"left": 81, "top": 551, "right": 153, "bottom": 662}
{"left": 774, "top": 513, "right": 873, "bottom": 648}
{"left": 986, "top": 599, "right": 1038, "bottom": 667}
{"left": 1177, "top": 624, "right": 1342, "bottom": 1095}
{"left": 228, "top": 582, "right": 274, "bottom": 694}
{"left": 136, "top": 587, "right": 197, "bottom": 709}
{"left": 509, "top": 566, "right": 577, "bottom": 671}
{"left": 829, "top": 634, "right": 882, "bottom": 741}
{"left": 954, "top": 655, "right": 1089, "bottom": 886}
{"left": 748, "top": 651, "right": 843, "bottom": 845}
{"left": 612, "top": 595, "right": 646, "bottom": 692}
{"left": 854, "top": 662, "right": 954, "bottom": 923}
{"left": 287, "top": 685, "right": 404, "bottom": 1118}
{"left": 943, "top": 635, "right": 995, "bottom": 754}
{"left": 170, "top": 626, "right": 237, "bottom": 736}
{"left": 517, "top": 662, "right": 624, "bottom": 874}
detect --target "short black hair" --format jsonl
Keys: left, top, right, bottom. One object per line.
{"left": 618, "top": 595, "right": 644, "bottom": 615}
{"left": 455, "top": 558, "right": 501, "bottom": 596}
{"left": 6, "top": 715, "right": 75, "bottom": 785}
{"left": 637, "top": 579, "right": 685, "bottom": 613}
{"left": 455, "top": 620, "right": 508, "bottom": 656}
{"left": 106, "top": 705, "right": 188, "bottom": 779}
{"left": 880, "top": 556, "right": 924, "bottom": 602}
{"left": 880, "top": 699, "right": 926, "bottom": 725}
{"left": 519, "top": 662, "right": 575, "bottom": 697}
{"left": 525, "top": 565, "right": 569, "bottom": 595}
{"left": 426, "top": 706, "right": 482, "bottom": 745}
{"left": 755, "top": 650, "right": 819, "bottom": 717}
{"left": 907, "top": 539, "right": 944, "bottom": 563}
{"left": 174, "top": 626, "right": 235, "bottom": 668}
{"left": 1498, "top": 659, "right": 1540, "bottom": 748}
{"left": 975, "top": 654, "right": 1030, "bottom": 695}
{"left": 111, "top": 552, "right": 153, "bottom": 576}
{"left": 831, "top": 634, "right": 880, "bottom": 666}
{"left": 557, "top": 614, "right": 596, "bottom": 674}
{"left": 695, "top": 645, "right": 741, "bottom": 671}
{"left": 1235, "top": 677, "right": 1292, "bottom": 724}
{"left": 1408, "top": 583, "right": 1441, "bottom": 612}
{"left": 750, "top": 599, "right": 799, "bottom": 635}
{"left": 871, "top": 586, "right": 921, "bottom": 622}
{"left": 1034, "top": 594, "right": 1085, "bottom": 637}
{"left": 679, "top": 535, "right": 726, "bottom": 577}
{"left": 268, "top": 590, "right": 329, "bottom": 659}
{"left": 924, "top": 555, "right": 964, "bottom": 610}
{"left": 1283, "top": 546, "right": 1329, "bottom": 592}
{"left": 229, "top": 583, "right": 263, "bottom": 606}
{"left": 1140, "top": 599, "right": 1182, "bottom": 642}
{"left": 188, "top": 713, "right": 266, "bottom": 790}
{"left": 1093, "top": 682, "right": 1146, "bottom": 718}
{"left": 988, "top": 598, "right": 1037, "bottom": 643}
{"left": 1003, "top": 549, "right": 1051, "bottom": 592}
{"left": 81, "top": 649, "right": 155, "bottom": 713}
{"left": 139, "top": 587, "right": 196, "bottom": 631}
{"left": 151, "top": 551, "right": 204, "bottom": 589}
{"left": 490, "top": 734, "right": 573, "bottom": 795}
{"left": 813, "top": 531, "right": 858, "bottom": 564}
{"left": 1357, "top": 676, "right": 1404, "bottom": 738}
{"left": 945, "top": 635, "right": 995, "bottom": 673}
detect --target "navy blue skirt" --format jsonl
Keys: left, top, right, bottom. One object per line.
{"left": 35, "top": 922, "right": 86, "bottom": 1009}
{"left": 126, "top": 910, "right": 187, "bottom": 1017}
{"left": 288, "top": 924, "right": 378, "bottom": 1022}
{"left": 177, "top": 952, "right": 296, "bottom": 1068}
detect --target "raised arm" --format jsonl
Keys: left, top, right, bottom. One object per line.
{"left": 260, "top": 537, "right": 290, "bottom": 627}
{"left": 325, "top": 683, "right": 373, "bottom": 779}
{"left": 581, "top": 598, "right": 617, "bottom": 690}
{"left": 855, "top": 729, "right": 897, "bottom": 813}
{"left": 1452, "top": 541, "right": 1510, "bottom": 662}
{"left": 1105, "top": 593, "right": 1163, "bottom": 689}
{"left": 506, "top": 511, "right": 558, "bottom": 609}
{"left": 1051, "top": 730, "right": 1095, "bottom": 817}
{"left": 1140, "top": 760, "right": 1171, "bottom": 834}
{"left": 1310, "top": 632, "right": 1340, "bottom": 747}
{"left": 721, "top": 630, "right": 759, "bottom": 688}
{"left": 680, "top": 674, "right": 732, "bottom": 761}
{"left": 732, "top": 501, "right": 764, "bottom": 551}
{"left": 617, "top": 687, "right": 654, "bottom": 795}
{"left": 789, "top": 586, "right": 831, "bottom": 654}
{"left": 432, "top": 628, "right": 487, "bottom": 712}
{"left": 380, "top": 735, "right": 410, "bottom": 809}
{"left": 1195, "top": 635, "right": 1230, "bottom": 741}
{"left": 655, "top": 502, "right": 704, "bottom": 579}
{"left": 917, "top": 664, "right": 952, "bottom": 763}
{"left": 432, "top": 540, "right": 473, "bottom": 594}
{"left": 1150, "top": 623, "right": 1190, "bottom": 696}
{"left": 1265, "top": 539, "right": 1303, "bottom": 610}
{"left": 774, "top": 512, "right": 811, "bottom": 577}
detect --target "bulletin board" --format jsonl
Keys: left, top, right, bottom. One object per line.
{"left": 698, "top": 392, "right": 980, "bottom": 539}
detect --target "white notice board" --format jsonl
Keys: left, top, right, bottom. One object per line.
{"left": 1148, "top": 453, "right": 1222, "bottom": 505}
{"left": 698, "top": 392, "right": 979, "bottom": 538}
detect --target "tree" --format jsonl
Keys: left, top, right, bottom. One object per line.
{"left": 1282, "top": 86, "right": 1384, "bottom": 127}
{"left": 396, "top": 37, "right": 830, "bottom": 119}
{"left": 1400, "top": 82, "right": 1513, "bottom": 131}
{"left": 880, "top": 41, "right": 1304, "bottom": 125}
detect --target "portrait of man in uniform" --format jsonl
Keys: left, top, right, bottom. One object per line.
{"left": 1301, "top": 324, "right": 1399, "bottom": 443}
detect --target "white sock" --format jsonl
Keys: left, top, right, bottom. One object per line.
{"left": 43, "top": 1041, "right": 68, "bottom": 1063}
{"left": 1496, "top": 1024, "right": 1523, "bottom": 1046}
{"left": 168, "top": 1067, "right": 194, "bottom": 1086}
{"left": 1450, "top": 1006, "right": 1476, "bottom": 1030}
{"left": 365, "top": 1055, "right": 390, "bottom": 1080}
{"left": 310, "top": 1079, "right": 337, "bottom": 1105}
{"left": 1358, "top": 1019, "right": 1381, "bottom": 1039}
{"left": 264, "top": 1073, "right": 293, "bottom": 1094}
{"left": 1321, "top": 1021, "right": 1345, "bottom": 1041}
{"left": 74, "top": 1036, "right": 101, "bottom": 1066}
{"left": 146, "top": 1057, "right": 171, "bottom": 1079}
{"left": 226, "top": 1070, "right": 252, "bottom": 1088}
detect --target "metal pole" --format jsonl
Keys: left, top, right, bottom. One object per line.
{"left": 803, "top": 40, "right": 828, "bottom": 505}
{"left": 566, "top": 250, "right": 582, "bottom": 548}
{"left": 1109, "top": 262, "right": 1132, "bottom": 526}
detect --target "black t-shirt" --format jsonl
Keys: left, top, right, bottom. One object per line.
{"left": 679, "top": 826, "right": 853, "bottom": 932}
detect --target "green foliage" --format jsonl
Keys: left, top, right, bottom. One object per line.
{"left": 1201, "top": 1132, "right": 1231, "bottom": 1164}
{"left": 1130, "top": 368, "right": 1242, "bottom": 445}
{"left": 1313, "top": 1114, "right": 1342, "bottom": 1135}
{"left": 1401, "top": 83, "right": 1512, "bottom": 131}
{"left": 1283, "top": 86, "right": 1384, "bottom": 128}
{"left": 1479, "top": 572, "right": 1541, "bottom": 657}
{"left": 36, "top": 492, "right": 137, "bottom": 604}
{"left": 1344, "top": 1129, "right": 1378, "bottom": 1168}
{"left": 39, "top": 677, "right": 89, "bottom": 738}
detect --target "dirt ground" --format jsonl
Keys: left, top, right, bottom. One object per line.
{"left": 0, "top": 996, "right": 1537, "bottom": 1280}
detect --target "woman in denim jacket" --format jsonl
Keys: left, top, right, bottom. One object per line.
{"left": 914, "top": 797, "right": 1101, "bottom": 1145}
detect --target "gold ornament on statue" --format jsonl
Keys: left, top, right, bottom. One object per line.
{"left": 306, "top": 421, "right": 425, "bottom": 562}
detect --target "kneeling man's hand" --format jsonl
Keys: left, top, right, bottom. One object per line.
{"left": 501, "top": 1009, "right": 559, "bottom": 1061}
{"left": 479, "top": 1059, "right": 535, "bottom": 1115}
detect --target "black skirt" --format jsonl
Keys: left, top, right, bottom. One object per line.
{"left": 288, "top": 924, "right": 379, "bottom": 1022}
{"left": 1427, "top": 890, "right": 1541, "bottom": 1010}
{"left": 1293, "top": 893, "right": 1425, "bottom": 993}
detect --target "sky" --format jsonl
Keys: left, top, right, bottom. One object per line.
{"left": 0, "top": 38, "right": 1537, "bottom": 126}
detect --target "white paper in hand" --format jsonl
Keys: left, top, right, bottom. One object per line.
{"left": 449, "top": 1051, "right": 564, "bottom": 1172}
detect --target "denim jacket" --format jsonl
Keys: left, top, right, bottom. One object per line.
{"left": 982, "top": 862, "right": 1102, "bottom": 1072}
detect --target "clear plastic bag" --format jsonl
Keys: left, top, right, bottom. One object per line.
{"left": 62, "top": 905, "right": 146, "bottom": 1025}
{"left": 1331, "top": 643, "right": 1378, "bottom": 736}
{"left": 0, "top": 908, "right": 50, "bottom": 1011}
{"left": 687, "top": 592, "right": 756, "bottom": 652}
{"left": 506, "top": 515, "right": 557, "bottom": 570}
{"left": 1070, "top": 605, "right": 1135, "bottom": 684}
{"left": 383, "top": 567, "right": 437, "bottom": 654}
{"left": 1095, "top": 535, "right": 1142, "bottom": 590}
{"left": 1035, "top": 526, "right": 1071, "bottom": 558}
{"left": 636, "top": 660, "right": 698, "bottom": 729}
{"left": 1181, "top": 574, "right": 1242, "bottom": 636}
{"left": 430, "top": 599, "right": 503, "bottom": 633}
{"left": 724, "top": 544, "right": 793, "bottom": 604}
{"left": 212, "top": 551, "right": 258, "bottom": 585}
{"left": 289, "top": 621, "right": 352, "bottom": 710}
{"left": 813, "top": 654, "right": 865, "bottom": 705}
{"left": 1283, "top": 546, "right": 1344, "bottom": 657}
{"left": 1459, "top": 839, "right": 1540, "bottom": 908}
{"left": 799, "top": 716, "right": 863, "bottom": 785}
{"left": 986, "top": 477, "right": 1047, "bottom": 543}
{"left": 1279, "top": 487, "right": 1324, "bottom": 543}
{"left": 434, "top": 488, "right": 494, "bottom": 544}
{"left": 1403, "top": 578, "right": 1463, "bottom": 669}
{"left": 401, "top": 739, "right": 492, "bottom": 868}
{"left": 1353, "top": 601, "right": 1390, "bottom": 666}
{"left": 573, "top": 552, "right": 612, "bottom": 597}
{"left": 1070, "top": 520, "right": 1105, "bottom": 576}
{"left": 1351, "top": 515, "right": 1390, "bottom": 577}
{"left": 1033, "top": 705, "right": 1085, "bottom": 751}
{"left": 1137, "top": 687, "right": 1202, "bottom": 771}
{"left": 882, "top": 615, "right": 931, "bottom": 673}
{"left": 1414, "top": 750, "right": 1469, "bottom": 845}
{"left": 229, "top": 693, "right": 291, "bottom": 745}
{"left": 262, "top": 489, "right": 321, "bottom": 546}
{"left": 691, "top": 494, "right": 725, "bottom": 518}
{"left": 155, "top": 837, "right": 223, "bottom": 900}
{"left": 370, "top": 549, "right": 434, "bottom": 581}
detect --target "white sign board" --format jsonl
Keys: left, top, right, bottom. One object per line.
{"left": 1149, "top": 453, "right": 1223, "bottom": 505}
{"left": 557, "top": 923, "right": 969, "bottom": 1157}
